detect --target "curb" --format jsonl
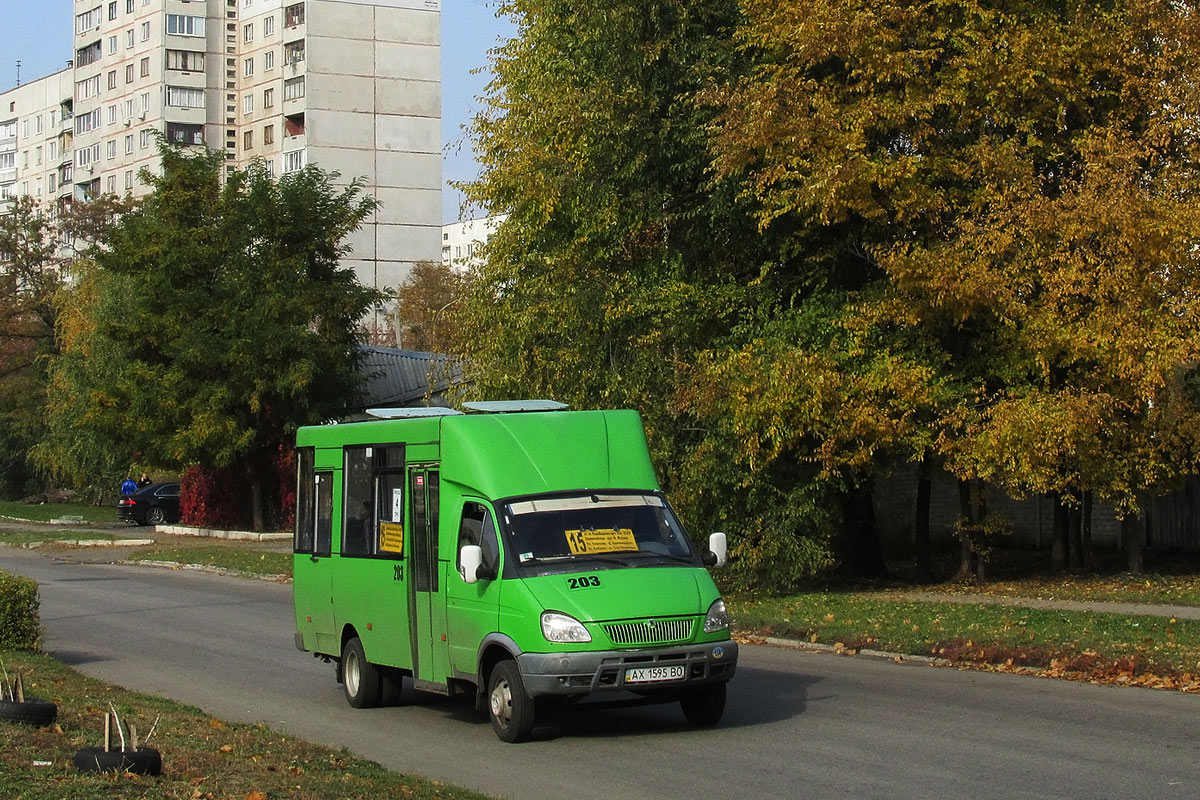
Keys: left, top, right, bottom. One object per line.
{"left": 764, "top": 636, "right": 951, "bottom": 666}
{"left": 155, "top": 525, "right": 292, "bottom": 542}
{"left": 1, "top": 538, "right": 156, "bottom": 549}
{"left": 123, "top": 559, "right": 291, "bottom": 583}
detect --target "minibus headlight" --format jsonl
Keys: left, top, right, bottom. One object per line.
{"left": 541, "top": 611, "right": 592, "bottom": 643}
{"left": 704, "top": 599, "right": 729, "bottom": 633}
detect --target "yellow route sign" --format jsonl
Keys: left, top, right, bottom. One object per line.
{"left": 379, "top": 522, "right": 405, "bottom": 554}
{"left": 565, "top": 527, "right": 637, "bottom": 555}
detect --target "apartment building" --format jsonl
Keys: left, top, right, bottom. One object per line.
{"left": 2, "top": 0, "right": 442, "bottom": 295}
{"left": 0, "top": 68, "right": 74, "bottom": 211}
{"left": 441, "top": 213, "right": 505, "bottom": 273}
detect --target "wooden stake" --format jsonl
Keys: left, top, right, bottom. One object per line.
{"left": 131, "top": 724, "right": 138, "bottom": 752}
{"left": 104, "top": 713, "right": 112, "bottom": 752}
{"left": 14, "top": 672, "right": 24, "bottom": 704}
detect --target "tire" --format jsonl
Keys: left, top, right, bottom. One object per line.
{"left": 341, "top": 637, "right": 382, "bottom": 709}
{"left": 488, "top": 660, "right": 535, "bottom": 743}
{"left": 0, "top": 698, "right": 58, "bottom": 726}
{"left": 145, "top": 507, "right": 166, "bottom": 526}
{"left": 680, "top": 682, "right": 726, "bottom": 727}
{"left": 73, "top": 746, "right": 162, "bottom": 775}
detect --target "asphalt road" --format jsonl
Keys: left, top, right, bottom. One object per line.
{"left": 3, "top": 547, "right": 1200, "bottom": 799}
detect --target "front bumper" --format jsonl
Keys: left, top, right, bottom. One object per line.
{"left": 517, "top": 640, "right": 737, "bottom": 698}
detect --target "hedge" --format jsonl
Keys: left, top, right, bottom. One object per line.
{"left": 0, "top": 568, "right": 41, "bottom": 651}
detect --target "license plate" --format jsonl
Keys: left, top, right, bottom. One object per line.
{"left": 624, "top": 665, "right": 685, "bottom": 684}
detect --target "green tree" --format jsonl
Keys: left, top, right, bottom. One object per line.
{"left": 38, "top": 144, "right": 382, "bottom": 528}
{"left": 460, "top": 0, "right": 847, "bottom": 582}
{"left": 0, "top": 196, "right": 60, "bottom": 497}
{"left": 706, "top": 0, "right": 1200, "bottom": 575}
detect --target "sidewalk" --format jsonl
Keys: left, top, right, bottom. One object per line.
{"left": 893, "top": 590, "right": 1200, "bottom": 621}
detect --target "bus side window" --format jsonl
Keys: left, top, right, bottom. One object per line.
{"left": 343, "top": 446, "right": 374, "bottom": 557}
{"left": 458, "top": 502, "right": 499, "bottom": 578}
{"left": 314, "top": 472, "right": 332, "bottom": 558}
{"left": 295, "top": 448, "right": 315, "bottom": 553}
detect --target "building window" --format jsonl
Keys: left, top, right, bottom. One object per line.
{"left": 285, "top": 3, "right": 304, "bottom": 27}
{"left": 264, "top": 51, "right": 275, "bottom": 71}
{"left": 166, "top": 50, "right": 204, "bottom": 71}
{"left": 107, "top": 175, "right": 116, "bottom": 194}
{"left": 140, "top": 57, "right": 150, "bottom": 77}
{"left": 75, "top": 75, "right": 101, "bottom": 101}
{"left": 283, "top": 76, "right": 304, "bottom": 101}
{"left": 282, "top": 149, "right": 305, "bottom": 173}
{"left": 243, "top": 23, "right": 254, "bottom": 43}
{"left": 243, "top": 94, "right": 254, "bottom": 115}
{"left": 107, "top": 70, "right": 117, "bottom": 89}
{"left": 76, "top": 40, "right": 102, "bottom": 67}
{"left": 124, "top": 134, "right": 133, "bottom": 154}
{"left": 263, "top": 87, "right": 274, "bottom": 108}
{"left": 107, "top": 0, "right": 117, "bottom": 19}
{"left": 107, "top": 140, "right": 116, "bottom": 159}
{"left": 107, "top": 35, "right": 117, "bottom": 54}
{"left": 243, "top": 130, "right": 253, "bottom": 150}
{"left": 125, "top": 64, "right": 134, "bottom": 83}
{"left": 264, "top": 15, "right": 275, "bottom": 36}
{"left": 139, "top": 129, "right": 152, "bottom": 149}
{"left": 139, "top": 92, "right": 149, "bottom": 113}
{"left": 126, "top": 28, "right": 134, "bottom": 48}
{"left": 243, "top": 57, "right": 254, "bottom": 77}
{"left": 263, "top": 124, "right": 274, "bottom": 145}
{"left": 140, "top": 20, "right": 151, "bottom": 41}
{"left": 125, "top": 0, "right": 133, "bottom": 12}
{"left": 75, "top": 6, "right": 103, "bottom": 34}
{"left": 166, "top": 86, "right": 205, "bottom": 109}
{"left": 285, "top": 40, "right": 305, "bottom": 64}
{"left": 125, "top": 169, "right": 133, "bottom": 190}
{"left": 166, "top": 122, "right": 204, "bottom": 146}
{"left": 107, "top": 105, "right": 117, "bottom": 125}
{"left": 73, "top": 109, "right": 101, "bottom": 135}
{"left": 166, "top": 14, "right": 205, "bottom": 37}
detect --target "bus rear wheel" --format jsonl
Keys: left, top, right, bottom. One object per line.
{"left": 342, "top": 637, "right": 382, "bottom": 709}
{"left": 488, "top": 660, "right": 534, "bottom": 743}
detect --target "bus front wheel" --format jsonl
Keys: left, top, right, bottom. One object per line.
{"left": 488, "top": 660, "right": 535, "bottom": 743}
{"left": 342, "top": 637, "right": 382, "bottom": 709}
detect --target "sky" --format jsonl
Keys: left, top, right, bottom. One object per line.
{"left": 0, "top": 0, "right": 513, "bottom": 222}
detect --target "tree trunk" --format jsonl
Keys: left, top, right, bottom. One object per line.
{"left": 1124, "top": 514, "right": 1144, "bottom": 575}
{"left": 840, "top": 481, "right": 889, "bottom": 578}
{"left": 914, "top": 456, "right": 933, "bottom": 583}
{"left": 956, "top": 479, "right": 974, "bottom": 580}
{"left": 1051, "top": 494, "right": 1068, "bottom": 572}
{"left": 251, "top": 476, "right": 264, "bottom": 532}
{"left": 1082, "top": 490, "right": 1094, "bottom": 572}
{"left": 1068, "top": 503, "right": 1084, "bottom": 573}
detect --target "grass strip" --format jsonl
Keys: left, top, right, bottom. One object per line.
{"left": 0, "top": 650, "right": 493, "bottom": 800}
{"left": 730, "top": 591, "right": 1200, "bottom": 685}
{"left": 124, "top": 546, "right": 292, "bottom": 578}
{"left": 0, "top": 502, "right": 116, "bottom": 525}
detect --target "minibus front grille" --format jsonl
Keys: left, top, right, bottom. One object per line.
{"left": 604, "top": 618, "right": 694, "bottom": 646}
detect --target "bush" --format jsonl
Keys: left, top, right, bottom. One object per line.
{"left": 0, "top": 569, "right": 41, "bottom": 651}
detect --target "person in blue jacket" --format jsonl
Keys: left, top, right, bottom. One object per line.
{"left": 120, "top": 476, "right": 137, "bottom": 496}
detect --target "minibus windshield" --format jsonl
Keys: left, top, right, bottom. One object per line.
{"left": 500, "top": 492, "right": 699, "bottom": 575}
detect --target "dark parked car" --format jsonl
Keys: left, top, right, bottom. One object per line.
{"left": 117, "top": 482, "right": 181, "bottom": 526}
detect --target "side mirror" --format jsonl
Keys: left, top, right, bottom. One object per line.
{"left": 460, "top": 544, "right": 483, "bottom": 584}
{"left": 703, "top": 532, "right": 727, "bottom": 568}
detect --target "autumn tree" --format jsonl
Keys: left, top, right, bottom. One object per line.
{"left": 394, "top": 260, "right": 473, "bottom": 352}
{"left": 37, "top": 144, "right": 382, "bottom": 528}
{"left": 706, "top": 0, "right": 1200, "bottom": 575}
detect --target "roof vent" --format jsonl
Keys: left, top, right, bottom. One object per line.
{"left": 461, "top": 400, "right": 569, "bottom": 413}
{"left": 365, "top": 407, "right": 463, "bottom": 419}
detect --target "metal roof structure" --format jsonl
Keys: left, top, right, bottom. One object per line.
{"left": 356, "top": 346, "right": 465, "bottom": 412}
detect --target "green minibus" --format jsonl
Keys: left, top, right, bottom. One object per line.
{"left": 293, "top": 401, "right": 737, "bottom": 742}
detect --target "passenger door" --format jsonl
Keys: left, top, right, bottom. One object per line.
{"left": 408, "top": 466, "right": 445, "bottom": 685}
{"left": 293, "top": 455, "right": 336, "bottom": 655}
